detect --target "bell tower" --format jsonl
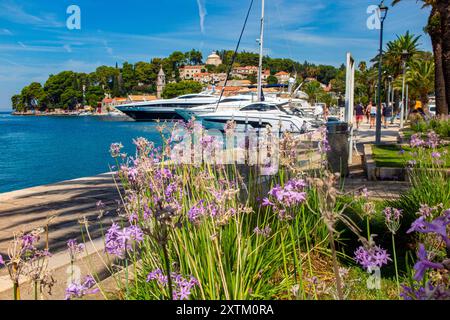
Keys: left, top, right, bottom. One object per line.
{"left": 157, "top": 67, "right": 166, "bottom": 99}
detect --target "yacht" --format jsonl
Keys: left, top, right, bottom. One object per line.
{"left": 174, "top": 94, "right": 288, "bottom": 121}
{"left": 196, "top": 102, "right": 315, "bottom": 134}
{"left": 115, "top": 93, "right": 219, "bottom": 121}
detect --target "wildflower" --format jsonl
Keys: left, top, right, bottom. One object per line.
{"left": 410, "top": 134, "right": 425, "bottom": 148}
{"left": 318, "top": 126, "right": 331, "bottom": 152}
{"left": 0, "top": 255, "right": 4, "bottom": 266}
{"left": 417, "top": 203, "right": 442, "bottom": 218}
{"left": 407, "top": 160, "right": 417, "bottom": 167}
{"left": 67, "top": 239, "right": 85, "bottom": 261}
{"left": 354, "top": 245, "right": 391, "bottom": 270}
{"left": 407, "top": 212, "right": 450, "bottom": 248}
{"left": 253, "top": 226, "right": 272, "bottom": 238}
{"left": 400, "top": 284, "right": 426, "bottom": 300}
{"left": 413, "top": 244, "right": 444, "bottom": 281}
{"left": 65, "top": 275, "right": 99, "bottom": 300}
{"left": 187, "top": 200, "right": 206, "bottom": 224}
{"left": 426, "top": 131, "right": 440, "bottom": 148}
{"left": 359, "top": 187, "right": 369, "bottom": 199}
{"left": 431, "top": 152, "right": 441, "bottom": 159}
{"left": 383, "top": 207, "right": 402, "bottom": 234}
{"left": 104, "top": 223, "right": 144, "bottom": 258}
{"left": 363, "top": 202, "right": 376, "bottom": 217}
{"left": 261, "top": 198, "right": 274, "bottom": 207}
{"left": 146, "top": 270, "right": 199, "bottom": 300}
{"left": 110, "top": 143, "right": 124, "bottom": 158}
{"left": 133, "top": 137, "right": 153, "bottom": 155}
{"left": 398, "top": 149, "right": 405, "bottom": 155}
{"left": 146, "top": 268, "right": 168, "bottom": 285}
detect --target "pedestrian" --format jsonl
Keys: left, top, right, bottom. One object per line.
{"left": 369, "top": 103, "right": 377, "bottom": 129}
{"left": 355, "top": 102, "right": 365, "bottom": 129}
{"left": 383, "top": 102, "right": 393, "bottom": 128}
{"left": 365, "top": 101, "right": 373, "bottom": 124}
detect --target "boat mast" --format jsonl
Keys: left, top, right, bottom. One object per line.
{"left": 257, "top": 0, "right": 265, "bottom": 102}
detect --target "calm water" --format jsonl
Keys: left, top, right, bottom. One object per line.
{"left": 0, "top": 112, "right": 164, "bottom": 193}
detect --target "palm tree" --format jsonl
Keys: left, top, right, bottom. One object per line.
{"left": 405, "top": 60, "right": 435, "bottom": 106}
{"left": 392, "top": 0, "right": 448, "bottom": 115}
{"left": 381, "top": 31, "right": 422, "bottom": 78}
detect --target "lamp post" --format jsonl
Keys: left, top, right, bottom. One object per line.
{"left": 399, "top": 50, "right": 410, "bottom": 129}
{"left": 375, "top": 1, "right": 388, "bottom": 144}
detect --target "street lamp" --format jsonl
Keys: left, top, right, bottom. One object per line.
{"left": 400, "top": 50, "right": 410, "bottom": 128}
{"left": 375, "top": 1, "right": 388, "bottom": 144}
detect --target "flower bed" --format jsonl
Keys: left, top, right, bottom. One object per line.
{"left": 1, "top": 122, "right": 449, "bottom": 301}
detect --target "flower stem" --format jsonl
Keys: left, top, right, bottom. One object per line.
{"left": 162, "top": 242, "right": 173, "bottom": 300}
{"left": 13, "top": 282, "right": 20, "bottom": 300}
{"left": 391, "top": 234, "right": 400, "bottom": 297}
{"left": 329, "top": 229, "right": 343, "bottom": 300}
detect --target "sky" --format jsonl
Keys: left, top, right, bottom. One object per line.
{"left": 0, "top": 0, "right": 431, "bottom": 110}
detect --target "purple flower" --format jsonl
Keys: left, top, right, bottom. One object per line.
{"left": 383, "top": 207, "right": 402, "bottom": 234}
{"left": 0, "top": 255, "right": 4, "bottom": 266}
{"left": 410, "top": 134, "right": 425, "bottom": 148}
{"left": 354, "top": 245, "right": 391, "bottom": 270}
{"left": 261, "top": 198, "right": 274, "bottom": 207}
{"left": 188, "top": 200, "right": 206, "bottom": 224}
{"left": 407, "top": 212, "right": 450, "bottom": 248}
{"left": 110, "top": 142, "right": 124, "bottom": 158}
{"left": 426, "top": 131, "right": 440, "bottom": 148}
{"left": 400, "top": 284, "right": 427, "bottom": 300}
{"left": 146, "top": 270, "right": 199, "bottom": 300}
{"left": 431, "top": 152, "right": 441, "bottom": 159}
{"left": 67, "top": 239, "right": 85, "bottom": 261}
{"left": 146, "top": 269, "right": 168, "bottom": 285}
{"left": 413, "top": 244, "right": 444, "bottom": 281}
{"left": 65, "top": 275, "right": 99, "bottom": 300}
{"left": 254, "top": 226, "right": 272, "bottom": 238}
{"left": 104, "top": 223, "right": 144, "bottom": 258}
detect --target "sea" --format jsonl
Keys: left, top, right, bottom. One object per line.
{"left": 0, "top": 112, "right": 165, "bottom": 193}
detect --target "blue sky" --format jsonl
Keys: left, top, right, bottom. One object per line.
{"left": 0, "top": 0, "right": 431, "bottom": 110}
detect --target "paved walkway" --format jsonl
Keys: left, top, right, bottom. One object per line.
{"left": 0, "top": 173, "right": 119, "bottom": 256}
{"left": 343, "top": 120, "right": 410, "bottom": 199}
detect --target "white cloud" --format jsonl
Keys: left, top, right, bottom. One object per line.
{"left": 0, "top": 28, "right": 13, "bottom": 36}
{"left": 0, "top": 1, "right": 63, "bottom": 28}
{"left": 196, "top": 0, "right": 207, "bottom": 34}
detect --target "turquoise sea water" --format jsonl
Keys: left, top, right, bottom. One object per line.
{"left": 0, "top": 112, "right": 164, "bottom": 193}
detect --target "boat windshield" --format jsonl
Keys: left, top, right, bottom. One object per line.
{"left": 240, "top": 103, "right": 279, "bottom": 112}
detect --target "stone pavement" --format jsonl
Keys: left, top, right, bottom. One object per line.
{"left": 343, "top": 120, "right": 410, "bottom": 200}
{"left": 0, "top": 173, "right": 120, "bottom": 256}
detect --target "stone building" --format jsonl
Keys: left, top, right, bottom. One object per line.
{"left": 205, "top": 51, "right": 223, "bottom": 66}
{"left": 179, "top": 65, "right": 205, "bottom": 80}
{"left": 157, "top": 67, "right": 166, "bottom": 99}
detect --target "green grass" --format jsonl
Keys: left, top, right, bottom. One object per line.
{"left": 372, "top": 144, "right": 450, "bottom": 168}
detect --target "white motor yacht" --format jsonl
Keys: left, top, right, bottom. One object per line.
{"left": 197, "top": 102, "right": 315, "bottom": 134}
{"left": 115, "top": 93, "right": 219, "bottom": 121}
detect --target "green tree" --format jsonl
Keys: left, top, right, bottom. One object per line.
{"left": 121, "top": 62, "right": 136, "bottom": 94}
{"left": 162, "top": 81, "right": 203, "bottom": 99}
{"left": 185, "top": 49, "right": 203, "bottom": 65}
{"left": 267, "top": 75, "right": 278, "bottom": 85}
{"left": 303, "top": 81, "right": 324, "bottom": 103}
{"left": 392, "top": 0, "right": 448, "bottom": 115}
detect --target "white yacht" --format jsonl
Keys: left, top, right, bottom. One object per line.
{"left": 197, "top": 102, "right": 315, "bottom": 134}
{"left": 115, "top": 93, "right": 219, "bottom": 121}
{"left": 174, "top": 93, "right": 291, "bottom": 121}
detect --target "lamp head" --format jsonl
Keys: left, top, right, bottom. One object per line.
{"left": 379, "top": 1, "right": 389, "bottom": 22}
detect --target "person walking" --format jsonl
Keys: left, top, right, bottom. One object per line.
{"left": 355, "top": 102, "right": 365, "bottom": 129}
{"left": 369, "top": 102, "right": 377, "bottom": 129}
{"left": 383, "top": 102, "right": 393, "bottom": 128}
{"left": 365, "top": 101, "right": 373, "bottom": 124}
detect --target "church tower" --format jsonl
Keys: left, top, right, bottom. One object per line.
{"left": 157, "top": 67, "right": 166, "bottom": 99}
